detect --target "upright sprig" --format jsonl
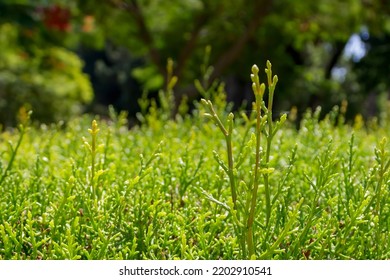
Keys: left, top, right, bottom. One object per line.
{"left": 246, "top": 64, "right": 266, "bottom": 258}
{"left": 159, "top": 58, "right": 178, "bottom": 118}
{"left": 263, "top": 61, "right": 282, "bottom": 224}
{"left": 83, "top": 120, "right": 101, "bottom": 195}
{"left": 201, "top": 61, "right": 286, "bottom": 259}
{"left": 166, "top": 58, "right": 178, "bottom": 92}
{"left": 201, "top": 99, "right": 237, "bottom": 210}
{"left": 247, "top": 61, "right": 286, "bottom": 258}
{"left": 0, "top": 107, "right": 31, "bottom": 186}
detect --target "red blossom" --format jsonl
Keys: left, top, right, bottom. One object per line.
{"left": 42, "top": 5, "right": 71, "bottom": 32}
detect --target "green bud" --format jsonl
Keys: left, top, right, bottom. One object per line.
{"left": 260, "top": 83, "right": 266, "bottom": 95}
{"left": 88, "top": 120, "right": 99, "bottom": 135}
{"left": 273, "top": 75, "right": 278, "bottom": 85}
{"left": 203, "top": 113, "right": 213, "bottom": 119}
{"left": 266, "top": 60, "right": 272, "bottom": 70}
{"left": 252, "top": 82, "right": 257, "bottom": 94}
{"left": 167, "top": 57, "right": 174, "bottom": 73}
{"left": 251, "top": 64, "right": 259, "bottom": 74}
{"left": 280, "top": 113, "right": 287, "bottom": 123}
{"left": 168, "top": 76, "right": 178, "bottom": 89}
{"left": 200, "top": 98, "right": 208, "bottom": 106}
{"left": 228, "top": 112, "right": 234, "bottom": 135}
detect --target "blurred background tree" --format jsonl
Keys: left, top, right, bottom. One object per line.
{"left": 0, "top": 0, "right": 93, "bottom": 126}
{"left": 0, "top": 0, "right": 389, "bottom": 126}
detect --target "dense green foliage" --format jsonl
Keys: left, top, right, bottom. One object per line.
{"left": 0, "top": 23, "right": 93, "bottom": 127}
{"left": 0, "top": 66, "right": 389, "bottom": 259}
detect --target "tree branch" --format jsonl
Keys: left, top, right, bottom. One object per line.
{"left": 108, "top": 0, "right": 165, "bottom": 76}
{"left": 175, "top": 12, "right": 211, "bottom": 79}
{"left": 208, "top": 0, "right": 273, "bottom": 83}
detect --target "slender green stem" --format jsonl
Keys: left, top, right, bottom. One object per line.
{"left": 226, "top": 134, "right": 237, "bottom": 210}
{"left": 0, "top": 110, "right": 31, "bottom": 186}
{"left": 202, "top": 99, "right": 238, "bottom": 211}
{"left": 91, "top": 135, "right": 96, "bottom": 185}
{"left": 263, "top": 63, "right": 278, "bottom": 225}
{"left": 84, "top": 120, "right": 100, "bottom": 197}
{"left": 247, "top": 95, "right": 262, "bottom": 258}
{"left": 246, "top": 64, "right": 265, "bottom": 258}
{"left": 264, "top": 127, "right": 272, "bottom": 225}
{"left": 0, "top": 127, "right": 26, "bottom": 186}
{"left": 90, "top": 121, "right": 99, "bottom": 188}
{"left": 247, "top": 61, "right": 280, "bottom": 258}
